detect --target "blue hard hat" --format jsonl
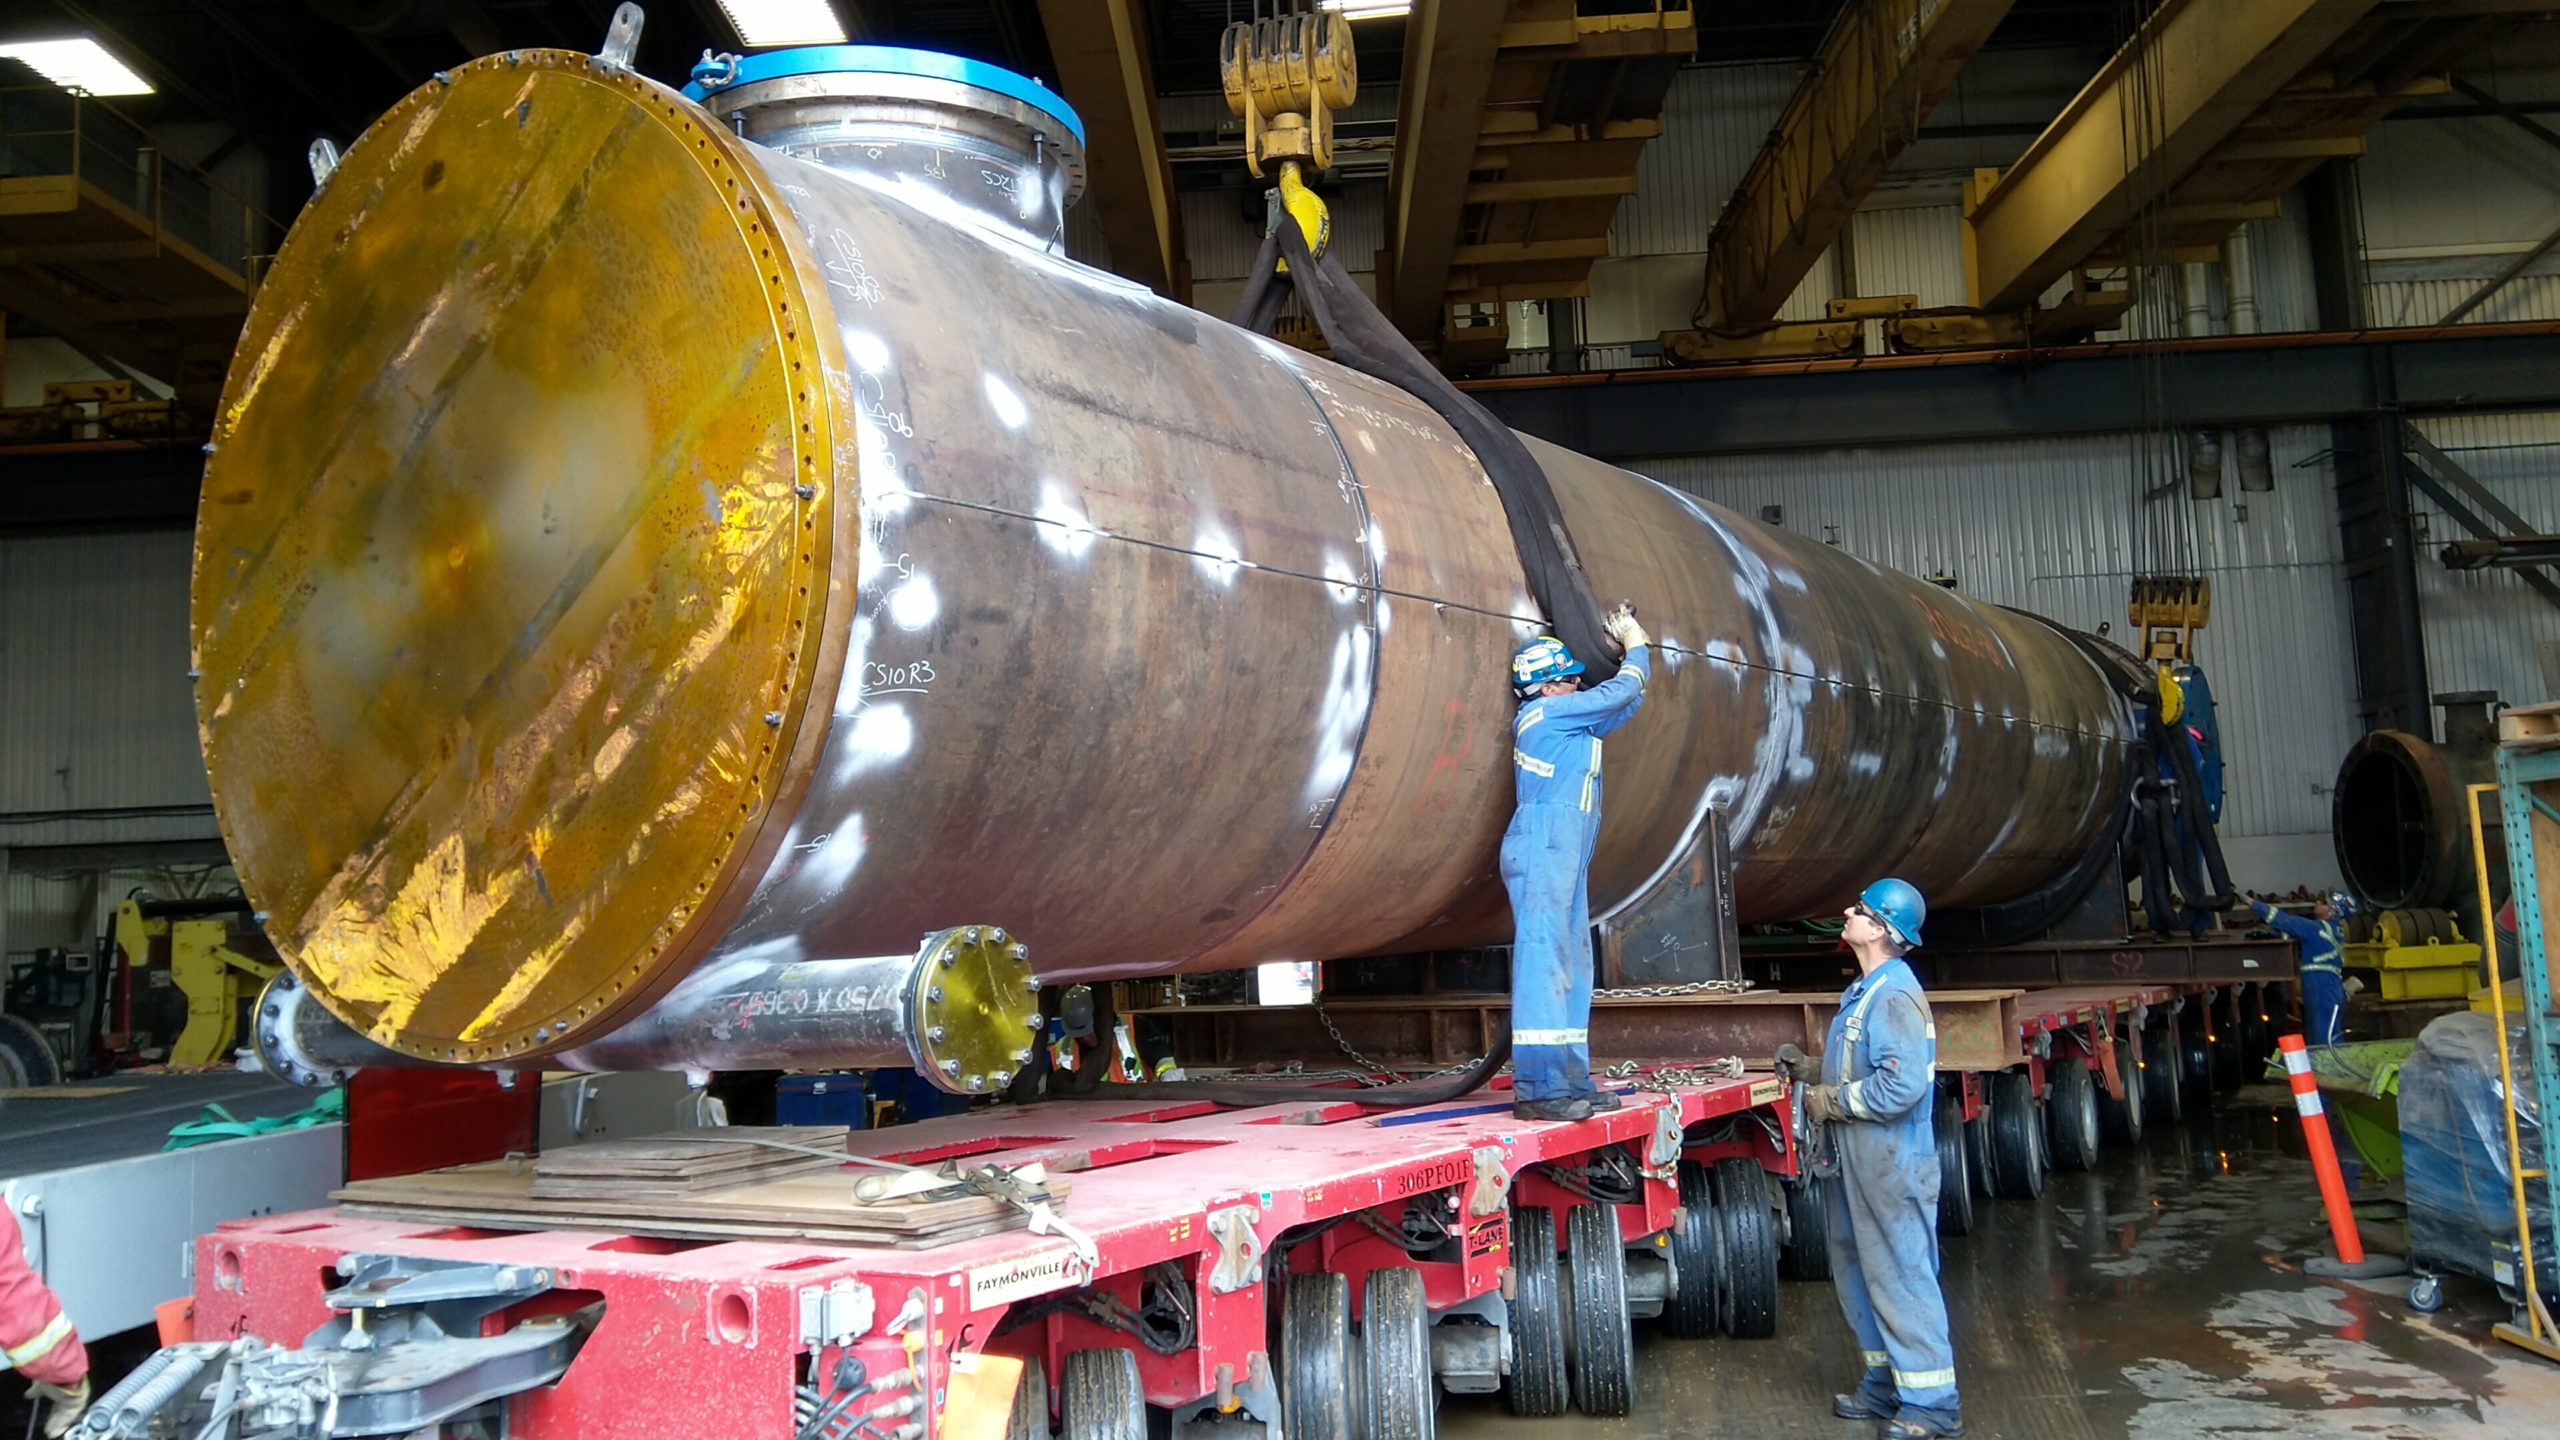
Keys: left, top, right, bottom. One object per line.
{"left": 1857, "top": 877, "right": 1927, "bottom": 949}
{"left": 1512, "top": 636, "right": 1585, "bottom": 695}
{"left": 2325, "top": 891, "right": 2357, "bottom": 921}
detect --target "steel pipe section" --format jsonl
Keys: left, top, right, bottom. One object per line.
{"left": 194, "top": 46, "right": 2132, "bottom": 1067}
{"left": 262, "top": 927, "right": 1039, "bottom": 1094}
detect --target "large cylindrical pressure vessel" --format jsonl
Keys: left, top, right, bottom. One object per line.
{"left": 193, "top": 47, "right": 2132, "bottom": 1068}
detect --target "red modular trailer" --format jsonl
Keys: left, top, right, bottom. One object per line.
{"left": 186, "top": 1074, "right": 1793, "bottom": 1439}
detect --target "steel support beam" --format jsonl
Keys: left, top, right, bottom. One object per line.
{"left": 1465, "top": 323, "right": 2560, "bottom": 459}
{"left": 1963, "top": 0, "right": 2379, "bottom": 311}
{"left": 1386, "top": 0, "right": 1509, "bottom": 338}
{"left": 1690, "top": 0, "right": 2014, "bottom": 331}
{"left": 1149, "top": 989, "right": 2032, "bottom": 1073}
{"left": 1033, "top": 0, "right": 1184, "bottom": 295}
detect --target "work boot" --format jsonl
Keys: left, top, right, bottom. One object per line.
{"left": 1884, "top": 1410, "right": 1964, "bottom": 1439}
{"left": 1513, "top": 1095, "right": 1594, "bottom": 1123}
{"left": 1833, "top": 1393, "right": 1894, "bottom": 1421}
{"left": 1583, "top": 1089, "right": 1624, "bottom": 1112}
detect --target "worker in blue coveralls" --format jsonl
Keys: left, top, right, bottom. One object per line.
{"left": 1788, "top": 879, "right": 1963, "bottom": 1439}
{"left": 2249, "top": 890, "right": 2352, "bottom": 1045}
{"left": 1504, "top": 604, "right": 1651, "bottom": 1123}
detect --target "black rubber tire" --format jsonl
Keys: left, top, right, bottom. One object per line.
{"left": 1009, "top": 1357, "right": 1051, "bottom": 1440}
{"left": 2177, "top": 1005, "right": 2215, "bottom": 1112}
{"left": 1964, "top": 1106, "right": 1994, "bottom": 1198}
{"left": 0, "top": 1013, "right": 61, "bottom": 1090}
{"left": 2211, "top": 1003, "right": 2245, "bottom": 1092}
{"left": 1664, "top": 1162, "right": 1724, "bottom": 1337}
{"left": 1987, "top": 1070, "right": 2044, "bottom": 1200}
{"left": 1505, "top": 1207, "right": 1569, "bottom": 1416}
{"left": 1934, "top": 1092, "right": 1976, "bottom": 1237}
{"left": 1058, "top": 1348, "right": 1144, "bottom": 1440}
{"left": 2242, "top": 1003, "right": 2274, "bottom": 1076}
{"left": 2142, "top": 1022, "right": 2184, "bottom": 1126}
{"left": 1710, "top": 1159, "right": 1781, "bottom": 1339}
{"left": 2100, "top": 1043, "right": 2147, "bottom": 1149}
{"left": 2046, "top": 1059, "right": 2100, "bottom": 1173}
{"left": 1283, "top": 1271, "right": 1357, "bottom": 1440}
{"left": 1361, "top": 1267, "right": 1436, "bottom": 1440}
{"left": 1780, "top": 1173, "right": 1831, "bottom": 1281}
{"left": 1565, "top": 1203, "right": 1637, "bottom": 1416}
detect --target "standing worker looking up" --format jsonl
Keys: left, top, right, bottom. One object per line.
{"left": 1790, "top": 879, "right": 1963, "bottom": 1439}
{"left": 1504, "top": 604, "right": 1652, "bottom": 1122}
{"left": 2249, "top": 891, "right": 2351, "bottom": 1045}
{"left": 2, "top": 1202, "right": 89, "bottom": 1438}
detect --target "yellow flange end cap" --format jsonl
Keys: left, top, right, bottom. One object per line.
{"left": 912, "top": 927, "right": 1042, "bottom": 1096}
{"left": 192, "top": 52, "right": 836, "bottom": 1064}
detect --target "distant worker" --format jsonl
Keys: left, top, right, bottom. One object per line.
{"left": 2, "top": 1204, "right": 89, "bottom": 1438}
{"left": 1504, "top": 605, "right": 1652, "bottom": 1122}
{"left": 2249, "top": 891, "right": 2352, "bottom": 1045}
{"left": 1787, "top": 879, "right": 1963, "bottom": 1439}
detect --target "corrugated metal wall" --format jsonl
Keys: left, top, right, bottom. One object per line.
{"left": 0, "top": 531, "right": 216, "bottom": 848}
{"left": 1612, "top": 62, "right": 1799, "bottom": 259}
{"left": 2403, "top": 411, "right": 2560, "bottom": 707}
{"left": 1643, "top": 426, "right": 2362, "bottom": 853}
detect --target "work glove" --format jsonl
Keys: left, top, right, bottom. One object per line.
{"left": 1802, "top": 1084, "right": 1848, "bottom": 1126}
{"left": 1604, "top": 603, "right": 1651, "bottom": 650}
{"left": 31, "top": 1377, "right": 89, "bottom": 1440}
{"left": 1773, "top": 1043, "right": 1809, "bottom": 1082}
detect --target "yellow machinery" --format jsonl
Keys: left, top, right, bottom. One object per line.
{"left": 2344, "top": 909, "right": 2484, "bottom": 1002}
{"left": 112, "top": 898, "right": 282, "bottom": 1066}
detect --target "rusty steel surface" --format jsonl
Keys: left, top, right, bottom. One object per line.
{"left": 195, "top": 51, "right": 2134, "bottom": 1063}
{"left": 192, "top": 54, "right": 849, "bottom": 1062}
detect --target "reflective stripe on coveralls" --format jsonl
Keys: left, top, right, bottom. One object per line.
{"left": 2253, "top": 901, "right": 2345, "bottom": 1045}
{"left": 1506, "top": 649, "right": 1650, "bottom": 1101}
{"left": 0, "top": 1207, "right": 85, "bottom": 1387}
{"left": 1821, "top": 957, "right": 1961, "bottom": 1420}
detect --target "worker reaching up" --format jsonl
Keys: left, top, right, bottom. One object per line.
{"left": 2249, "top": 891, "right": 2352, "bottom": 1045}
{"left": 2, "top": 1204, "right": 89, "bottom": 1438}
{"left": 1504, "top": 603, "right": 1651, "bottom": 1122}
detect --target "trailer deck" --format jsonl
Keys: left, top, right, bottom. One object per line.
{"left": 188, "top": 1071, "right": 1793, "bottom": 1439}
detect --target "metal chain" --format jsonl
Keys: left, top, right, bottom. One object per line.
{"left": 1593, "top": 978, "right": 1757, "bottom": 1000}
{"left": 1600, "top": 1056, "right": 1748, "bottom": 1092}
{"left": 1313, "top": 1001, "right": 1399, "bottom": 1087}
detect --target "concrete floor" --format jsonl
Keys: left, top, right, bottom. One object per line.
{"left": 1442, "top": 1094, "right": 2560, "bottom": 1439}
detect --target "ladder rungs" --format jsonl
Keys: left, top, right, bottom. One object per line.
{"left": 2525, "top": 1168, "right": 2549, "bottom": 1179}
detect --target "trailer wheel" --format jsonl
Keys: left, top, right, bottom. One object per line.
{"left": 1934, "top": 1092, "right": 1976, "bottom": 1237}
{"left": 1964, "top": 1107, "right": 1993, "bottom": 1198}
{"left": 1711, "top": 1160, "right": 1780, "bottom": 1339}
{"left": 2099, "top": 1044, "right": 2146, "bottom": 1149}
{"left": 1987, "top": 1071, "right": 2044, "bottom": 1200}
{"left": 2143, "top": 1022, "right": 2184, "bottom": 1125}
{"left": 1565, "top": 1203, "right": 1637, "bottom": 1416}
{"left": 2241, "top": 1004, "right": 2274, "bottom": 1076}
{"left": 2211, "top": 1008, "right": 2245, "bottom": 1092}
{"left": 0, "top": 1014, "right": 59, "bottom": 1090}
{"left": 1361, "top": 1267, "right": 1436, "bottom": 1440}
{"left": 1664, "top": 1163, "right": 1724, "bottom": 1337}
{"left": 1780, "top": 1173, "right": 1830, "bottom": 1281}
{"left": 1008, "top": 1357, "right": 1051, "bottom": 1440}
{"left": 1058, "top": 1348, "right": 1144, "bottom": 1440}
{"left": 2177, "top": 1004, "right": 2215, "bottom": 1112}
{"left": 1505, "top": 1207, "right": 1569, "bottom": 1416}
{"left": 2046, "top": 1059, "right": 2100, "bottom": 1173}
{"left": 1282, "top": 1271, "right": 1356, "bottom": 1440}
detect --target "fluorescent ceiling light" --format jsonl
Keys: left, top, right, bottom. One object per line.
{"left": 716, "top": 0, "right": 848, "bottom": 47}
{"left": 1322, "top": 0, "right": 1414, "bottom": 19}
{"left": 0, "top": 38, "right": 154, "bottom": 97}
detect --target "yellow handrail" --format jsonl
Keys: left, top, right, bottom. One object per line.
{"left": 2470, "top": 780, "right": 2552, "bottom": 1348}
